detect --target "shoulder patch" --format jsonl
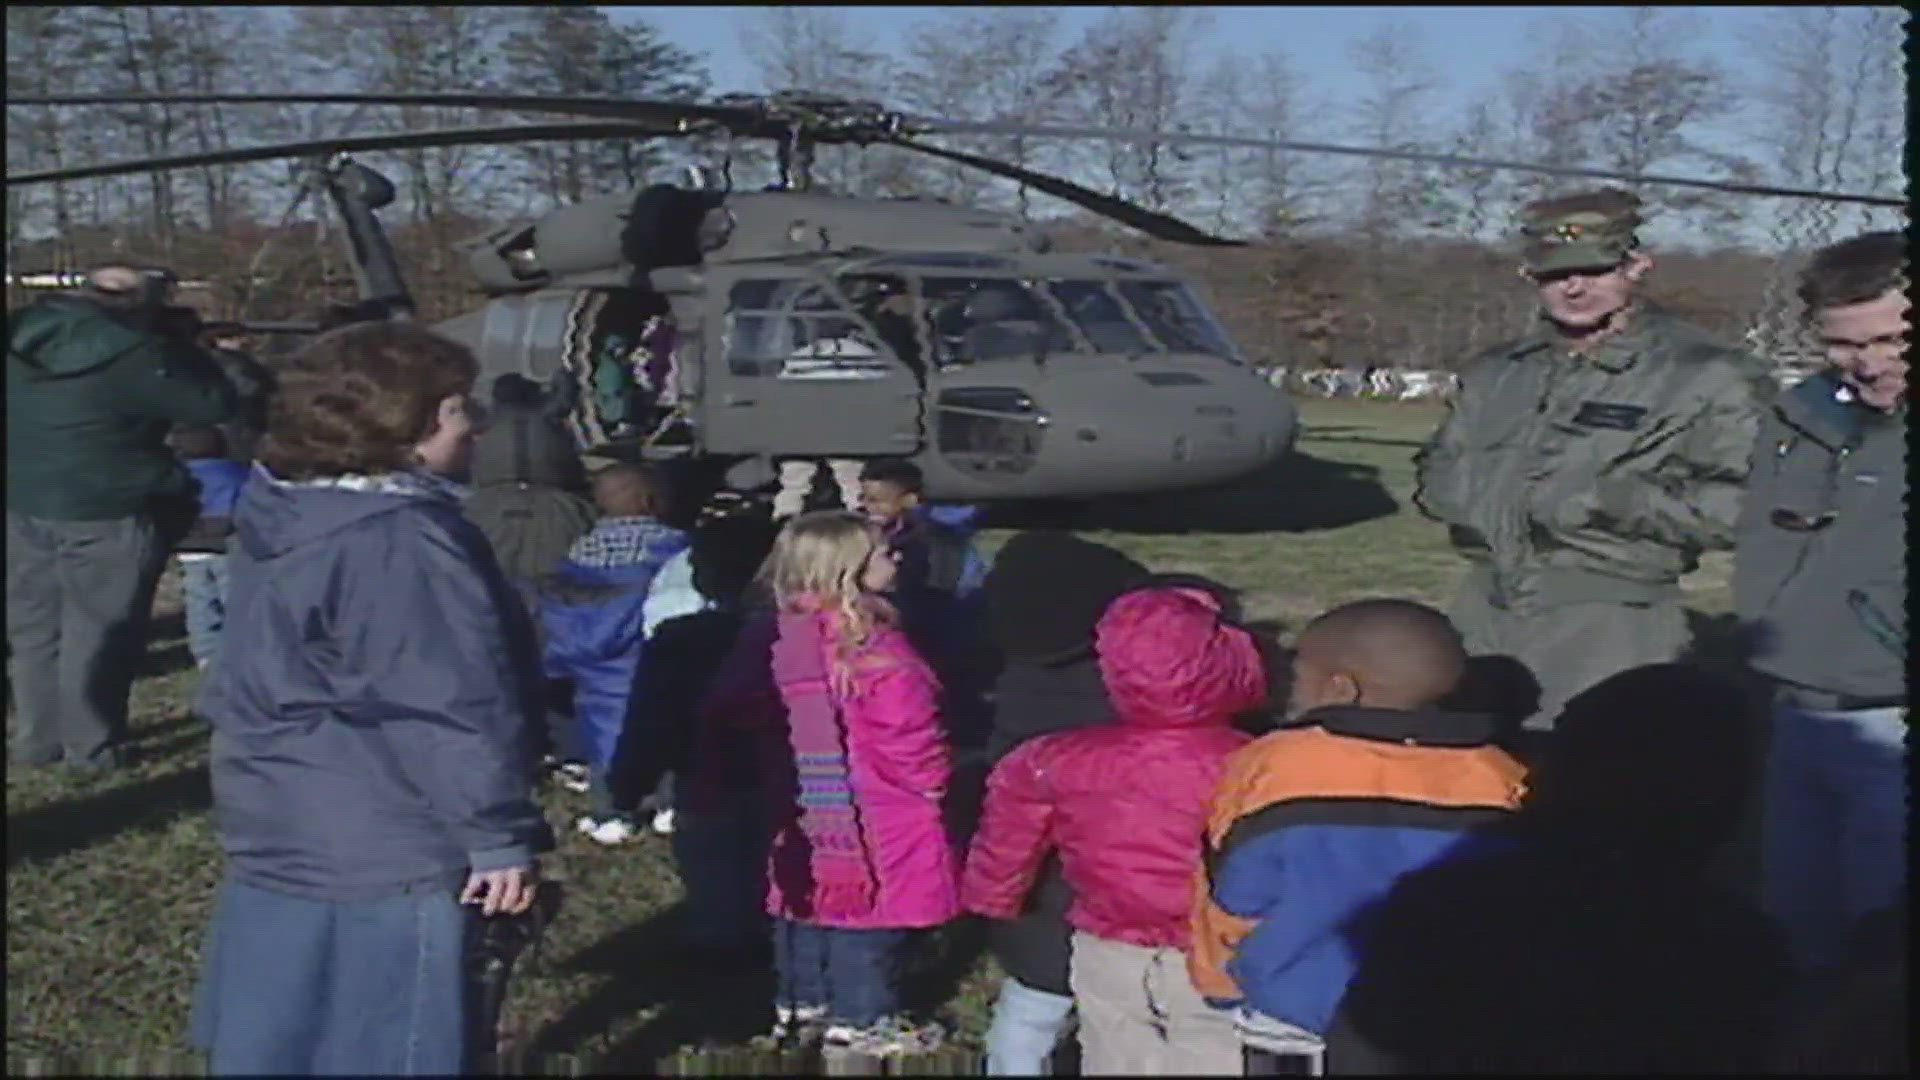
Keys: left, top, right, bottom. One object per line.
{"left": 1572, "top": 401, "right": 1649, "bottom": 431}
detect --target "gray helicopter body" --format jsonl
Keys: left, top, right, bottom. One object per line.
{"left": 438, "top": 187, "right": 1297, "bottom": 500}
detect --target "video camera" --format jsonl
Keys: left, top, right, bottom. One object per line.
{"left": 86, "top": 266, "right": 202, "bottom": 341}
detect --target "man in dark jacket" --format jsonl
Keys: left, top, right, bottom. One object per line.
{"left": 975, "top": 531, "right": 1149, "bottom": 1075}
{"left": 6, "top": 265, "right": 237, "bottom": 770}
{"left": 1733, "top": 231, "right": 1907, "bottom": 977}
{"left": 197, "top": 322, "right": 274, "bottom": 463}
{"left": 1414, "top": 188, "right": 1771, "bottom": 757}
{"left": 467, "top": 373, "right": 597, "bottom": 600}
{"left": 466, "top": 374, "right": 599, "bottom": 773}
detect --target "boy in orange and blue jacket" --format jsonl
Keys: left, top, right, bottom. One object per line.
{"left": 1190, "top": 599, "right": 1527, "bottom": 1070}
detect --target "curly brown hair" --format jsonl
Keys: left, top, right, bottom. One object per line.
{"left": 258, "top": 322, "right": 479, "bottom": 480}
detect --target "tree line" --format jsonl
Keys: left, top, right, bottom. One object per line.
{"left": 5, "top": 5, "right": 1906, "bottom": 373}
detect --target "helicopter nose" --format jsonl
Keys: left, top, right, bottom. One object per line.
{"left": 1051, "top": 368, "right": 1294, "bottom": 489}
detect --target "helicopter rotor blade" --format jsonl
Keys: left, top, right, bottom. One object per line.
{"left": 8, "top": 91, "right": 752, "bottom": 131}
{"left": 906, "top": 117, "right": 1907, "bottom": 208}
{"left": 895, "top": 137, "right": 1243, "bottom": 247}
{"left": 3, "top": 120, "right": 682, "bottom": 186}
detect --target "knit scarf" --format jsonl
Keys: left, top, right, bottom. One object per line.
{"left": 771, "top": 608, "right": 877, "bottom": 919}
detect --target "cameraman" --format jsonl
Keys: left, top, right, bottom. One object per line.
{"left": 6, "top": 264, "right": 238, "bottom": 772}
{"left": 197, "top": 321, "right": 274, "bottom": 463}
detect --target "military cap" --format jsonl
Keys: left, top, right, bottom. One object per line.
{"left": 1517, "top": 187, "right": 1644, "bottom": 274}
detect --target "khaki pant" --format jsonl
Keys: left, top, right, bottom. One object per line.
{"left": 1068, "top": 932, "right": 1240, "bottom": 1076}
{"left": 1449, "top": 566, "right": 1688, "bottom": 733}
{"left": 773, "top": 458, "right": 864, "bottom": 520}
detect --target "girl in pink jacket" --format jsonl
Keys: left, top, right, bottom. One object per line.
{"left": 734, "top": 510, "right": 959, "bottom": 1056}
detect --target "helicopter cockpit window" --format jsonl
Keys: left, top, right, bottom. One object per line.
{"left": 1115, "top": 281, "right": 1240, "bottom": 361}
{"left": 919, "top": 278, "right": 1074, "bottom": 367}
{"left": 838, "top": 274, "right": 924, "bottom": 381}
{"left": 725, "top": 279, "right": 893, "bottom": 380}
{"left": 1043, "top": 280, "right": 1156, "bottom": 354}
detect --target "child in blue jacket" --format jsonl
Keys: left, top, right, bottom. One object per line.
{"left": 540, "top": 463, "right": 688, "bottom": 844}
{"left": 168, "top": 424, "right": 252, "bottom": 670}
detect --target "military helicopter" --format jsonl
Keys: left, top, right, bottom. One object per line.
{"left": 8, "top": 91, "right": 1903, "bottom": 504}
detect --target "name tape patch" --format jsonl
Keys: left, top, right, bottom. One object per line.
{"left": 1572, "top": 401, "right": 1649, "bottom": 431}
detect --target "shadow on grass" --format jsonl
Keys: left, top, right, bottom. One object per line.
{"left": 137, "top": 643, "right": 197, "bottom": 679}
{"left": 531, "top": 908, "right": 777, "bottom": 1071}
{"left": 128, "top": 710, "right": 210, "bottom": 746}
{"left": 5, "top": 764, "right": 211, "bottom": 868}
{"left": 147, "top": 610, "right": 186, "bottom": 643}
{"left": 989, "top": 450, "right": 1399, "bottom": 536}
{"left": 539, "top": 904, "right": 991, "bottom": 1072}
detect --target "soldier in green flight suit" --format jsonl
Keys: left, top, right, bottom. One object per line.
{"left": 1414, "top": 188, "right": 1772, "bottom": 760}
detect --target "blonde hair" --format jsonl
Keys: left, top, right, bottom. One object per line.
{"left": 758, "top": 510, "right": 895, "bottom": 671}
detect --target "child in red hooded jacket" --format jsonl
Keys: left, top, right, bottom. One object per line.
{"left": 962, "top": 585, "right": 1267, "bottom": 1075}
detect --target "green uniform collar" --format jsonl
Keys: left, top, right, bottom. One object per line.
{"left": 1509, "top": 302, "right": 1671, "bottom": 373}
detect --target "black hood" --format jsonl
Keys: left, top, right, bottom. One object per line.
{"left": 984, "top": 530, "right": 1149, "bottom": 664}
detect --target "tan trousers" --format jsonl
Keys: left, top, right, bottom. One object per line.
{"left": 773, "top": 458, "right": 864, "bottom": 520}
{"left": 1069, "top": 932, "right": 1241, "bottom": 1076}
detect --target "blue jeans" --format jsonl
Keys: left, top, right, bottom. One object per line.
{"left": 181, "top": 555, "right": 229, "bottom": 668}
{"left": 1760, "top": 701, "right": 1908, "bottom": 973}
{"left": 985, "top": 976, "right": 1075, "bottom": 1075}
{"left": 191, "top": 876, "right": 469, "bottom": 1076}
{"left": 672, "top": 798, "right": 768, "bottom": 950}
{"left": 773, "top": 919, "right": 906, "bottom": 1027}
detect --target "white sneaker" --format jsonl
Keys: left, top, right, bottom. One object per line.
{"left": 651, "top": 808, "right": 676, "bottom": 835}
{"left": 552, "top": 762, "right": 591, "bottom": 793}
{"left": 575, "top": 815, "right": 640, "bottom": 845}
{"left": 770, "top": 1004, "right": 827, "bottom": 1043}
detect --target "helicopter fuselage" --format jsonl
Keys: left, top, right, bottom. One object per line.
{"left": 435, "top": 191, "right": 1298, "bottom": 502}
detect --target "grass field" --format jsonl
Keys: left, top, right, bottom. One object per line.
{"left": 4, "top": 399, "right": 1736, "bottom": 1074}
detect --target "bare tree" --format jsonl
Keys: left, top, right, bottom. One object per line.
{"left": 1744, "top": 6, "right": 1907, "bottom": 219}
{"left": 499, "top": 8, "right": 707, "bottom": 208}
{"left": 738, "top": 8, "right": 925, "bottom": 197}
{"left": 1502, "top": 8, "right": 1753, "bottom": 241}
{"left": 898, "top": 7, "right": 1064, "bottom": 217}
{"left": 1039, "top": 7, "right": 1211, "bottom": 217}
{"left": 1346, "top": 21, "right": 1441, "bottom": 243}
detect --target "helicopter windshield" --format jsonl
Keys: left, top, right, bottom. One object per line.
{"left": 918, "top": 277, "right": 1077, "bottom": 367}
{"left": 1042, "top": 280, "right": 1158, "bottom": 354}
{"left": 1113, "top": 281, "right": 1239, "bottom": 359}
{"left": 906, "top": 275, "right": 1240, "bottom": 364}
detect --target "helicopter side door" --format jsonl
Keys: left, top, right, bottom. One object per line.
{"left": 697, "top": 269, "right": 923, "bottom": 458}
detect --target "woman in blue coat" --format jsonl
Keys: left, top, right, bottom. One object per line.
{"left": 191, "top": 323, "right": 550, "bottom": 1076}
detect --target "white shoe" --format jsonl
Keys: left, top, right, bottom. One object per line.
{"left": 552, "top": 762, "right": 591, "bottom": 793}
{"left": 651, "top": 808, "right": 676, "bottom": 835}
{"left": 770, "top": 1004, "right": 827, "bottom": 1043}
{"left": 575, "top": 815, "right": 640, "bottom": 845}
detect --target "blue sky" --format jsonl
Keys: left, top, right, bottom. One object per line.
{"left": 616, "top": 5, "right": 1762, "bottom": 115}
{"left": 606, "top": 5, "right": 1909, "bottom": 247}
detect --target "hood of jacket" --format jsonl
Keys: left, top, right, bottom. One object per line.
{"left": 985, "top": 654, "right": 1116, "bottom": 765}
{"left": 8, "top": 296, "right": 157, "bottom": 379}
{"left": 985, "top": 531, "right": 1150, "bottom": 663}
{"left": 234, "top": 466, "right": 467, "bottom": 562}
{"left": 1096, "top": 586, "right": 1266, "bottom": 729}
